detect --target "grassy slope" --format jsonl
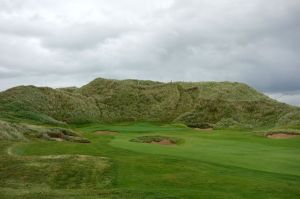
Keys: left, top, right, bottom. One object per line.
{"left": 1, "top": 78, "right": 299, "bottom": 198}
{"left": 0, "top": 78, "right": 300, "bottom": 128}
{"left": 0, "top": 86, "right": 100, "bottom": 124}
{"left": 0, "top": 120, "right": 90, "bottom": 143}
{"left": 1, "top": 123, "right": 299, "bottom": 198}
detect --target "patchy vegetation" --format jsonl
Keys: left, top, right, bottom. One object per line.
{"left": 41, "top": 128, "right": 90, "bottom": 143}
{"left": 0, "top": 120, "right": 89, "bottom": 143}
{"left": 0, "top": 120, "right": 29, "bottom": 140}
{"left": 0, "top": 78, "right": 299, "bottom": 129}
{"left": 0, "top": 142, "right": 112, "bottom": 198}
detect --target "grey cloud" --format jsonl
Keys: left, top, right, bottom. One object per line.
{"left": 0, "top": 17, "right": 48, "bottom": 37}
{"left": 41, "top": 23, "right": 132, "bottom": 51}
{"left": 0, "top": 0, "right": 299, "bottom": 106}
{"left": 0, "top": 66, "right": 22, "bottom": 78}
{"left": 267, "top": 91, "right": 300, "bottom": 107}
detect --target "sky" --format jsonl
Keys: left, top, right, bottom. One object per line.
{"left": 0, "top": 0, "right": 300, "bottom": 106}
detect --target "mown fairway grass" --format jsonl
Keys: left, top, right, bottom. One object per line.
{"left": 1, "top": 122, "right": 300, "bottom": 198}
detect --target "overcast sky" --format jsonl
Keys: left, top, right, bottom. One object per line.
{"left": 0, "top": 0, "right": 299, "bottom": 106}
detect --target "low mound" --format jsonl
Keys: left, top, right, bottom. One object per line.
{"left": 41, "top": 128, "right": 90, "bottom": 143}
{"left": 130, "top": 136, "right": 183, "bottom": 145}
{"left": 0, "top": 120, "right": 28, "bottom": 140}
{"left": 1, "top": 153, "right": 111, "bottom": 190}
{"left": 95, "top": 131, "right": 119, "bottom": 135}
{"left": 0, "top": 120, "right": 90, "bottom": 143}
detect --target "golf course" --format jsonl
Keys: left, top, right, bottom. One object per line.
{"left": 1, "top": 122, "right": 300, "bottom": 198}
{"left": 2, "top": 0, "right": 300, "bottom": 197}
{"left": 0, "top": 78, "right": 300, "bottom": 198}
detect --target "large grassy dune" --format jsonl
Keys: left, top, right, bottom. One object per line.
{"left": 0, "top": 78, "right": 300, "bottom": 198}
{"left": 1, "top": 78, "right": 300, "bottom": 128}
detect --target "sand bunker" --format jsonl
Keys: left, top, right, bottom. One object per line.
{"left": 130, "top": 135, "right": 183, "bottom": 146}
{"left": 150, "top": 139, "right": 174, "bottom": 145}
{"left": 43, "top": 128, "right": 90, "bottom": 143}
{"left": 51, "top": 138, "right": 64, "bottom": 142}
{"left": 95, "top": 131, "right": 119, "bottom": 135}
{"left": 267, "top": 133, "right": 299, "bottom": 139}
{"left": 194, "top": 128, "right": 213, "bottom": 132}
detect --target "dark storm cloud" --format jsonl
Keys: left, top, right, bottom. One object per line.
{"left": 0, "top": 0, "right": 299, "bottom": 105}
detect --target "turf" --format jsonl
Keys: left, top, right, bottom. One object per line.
{"left": 1, "top": 122, "right": 300, "bottom": 198}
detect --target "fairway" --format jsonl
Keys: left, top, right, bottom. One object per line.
{"left": 1, "top": 123, "right": 300, "bottom": 198}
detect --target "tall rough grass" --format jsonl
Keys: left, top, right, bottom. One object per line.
{"left": 0, "top": 78, "right": 299, "bottom": 129}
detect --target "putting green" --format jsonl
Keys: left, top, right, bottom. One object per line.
{"left": 110, "top": 128, "right": 300, "bottom": 176}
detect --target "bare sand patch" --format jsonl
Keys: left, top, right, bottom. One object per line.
{"left": 51, "top": 138, "right": 64, "bottom": 142}
{"left": 267, "top": 133, "right": 299, "bottom": 139}
{"left": 194, "top": 128, "right": 213, "bottom": 132}
{"left": 95, "top": 131, "right": 119, "bottom": 135}
{"left": 150, "top": 139, "right": 175, "bottom": 145}
{"left": 130, "top": 135, "right": 183, "bottom": 146}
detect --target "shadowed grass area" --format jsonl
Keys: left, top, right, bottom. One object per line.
{"left": 1, "top": 122, "right": 299, "bottom": 198}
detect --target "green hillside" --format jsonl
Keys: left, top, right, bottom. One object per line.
{"left": 0, "top": 78, "right": 299, "bottom": 129}
{"left": 1, "top": 78, "right": 300, "bottom": 199}
{"left": 0, "top": 86, "right": 100, "bottom": 124}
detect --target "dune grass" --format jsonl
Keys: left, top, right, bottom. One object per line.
{"left": 1, "top": 122, "right": 300, "bottom": 198}
{"left": 1, "top": 78, "right": 300, "bottom": 128}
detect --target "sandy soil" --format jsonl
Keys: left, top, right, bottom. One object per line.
{"left": 95, "top": 131, "right": 119, "bottom": 135}
{"left": 150, "top": 139, "right": 174, "bottom": 145}
{"left": 267, "top": 133, "right": 299, "bottom": 139}
{"left": 51, "top": 138, "right": 64, "bottom": 142}
{"left": 194, "top": 128, "right": 213, "bottom": 132}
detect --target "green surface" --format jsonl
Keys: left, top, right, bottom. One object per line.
{"left": 1, "top": 122, "right": 300, "bottom": 198}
